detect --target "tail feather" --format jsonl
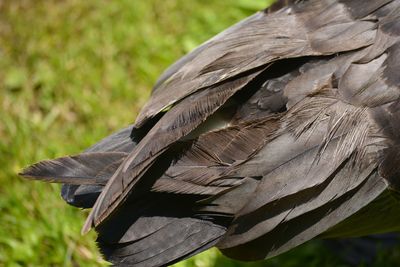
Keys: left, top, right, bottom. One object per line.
{"left": 95, "top": 193, "right": 228, "bottom": 266}
{"left": 62, "top": 125, "right": 138, "bottom": 208}
{"left": 98, "top": 218, "right": 226, "bottom": 267}
{"left": 19, "top": 152, "right": 126, "bottom": 185}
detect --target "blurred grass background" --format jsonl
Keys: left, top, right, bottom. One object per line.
{"left": 0, "top": 0, "right": 399, "bottom": 266}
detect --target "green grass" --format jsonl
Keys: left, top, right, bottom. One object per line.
{"left": 0, "top": 0, "right": 399, "bottom": 266}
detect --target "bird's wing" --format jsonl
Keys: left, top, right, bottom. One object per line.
{"left": 83, "top": 0, "right": 383, "bottom": 233}
{"left": 20, "top": 1, "right": 400, "bottom": 265}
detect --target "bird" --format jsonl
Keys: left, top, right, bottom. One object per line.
{"left": 20, "top": 0, "right": 400, "bottom": 266}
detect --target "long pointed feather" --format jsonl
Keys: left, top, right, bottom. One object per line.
{"left": 20, "top": 152, "right": 126, "bottom": 185}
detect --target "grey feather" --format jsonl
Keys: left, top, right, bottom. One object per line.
{"left": 21, "top": 1, "right": 400, "bottom": 266}
{"left": 19, "top": 152, "right": 126, "bottom": 185}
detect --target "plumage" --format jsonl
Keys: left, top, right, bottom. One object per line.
{"left": 20, "top": 0, "right": 400, "bottom": 266}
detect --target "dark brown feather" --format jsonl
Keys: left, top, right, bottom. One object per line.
{"left": 20, "top": 152, "right": 126, "bottom": 185}
{"left": 21, "top": 1, "right": 400, "bottom": 266}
